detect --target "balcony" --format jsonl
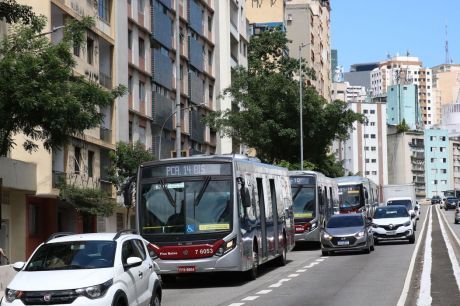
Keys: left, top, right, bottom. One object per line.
{"left": 100, "top": 127, "right": 112, "bottom": 143}
{"left": 100, "top": 179, "right": 113, "bottom": 197}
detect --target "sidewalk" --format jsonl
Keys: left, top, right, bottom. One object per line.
{"left": 0, "top": 265, "right": 16, "bottom": 299}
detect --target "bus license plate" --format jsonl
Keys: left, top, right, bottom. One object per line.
{"left": 337, "top": 240, "right": 349, "bottom": 246}
{"left": 386, "top": 230, "right": 396, "bottom": 235}
{"left": 177, "top": 266, "right": 196, "bottom": 273}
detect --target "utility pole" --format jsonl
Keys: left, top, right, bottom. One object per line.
{"left": 175, "top": 0, "right": 181, "bottom": 157}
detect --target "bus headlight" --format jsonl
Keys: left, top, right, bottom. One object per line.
{"left": 215, "top": 238, "right": 237, "bottom": 257}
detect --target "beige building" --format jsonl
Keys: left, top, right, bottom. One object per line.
{"left": 387, "top": 127, "right": 426, "bottom": 198}
{"left": 449, "top": 137, "right": 460, "bottom": 192}
{"left": 245, "top": 0, "right": 285, "bottom": 26}
{"left": 9, "top": 0, "right": 126, "bottom": 258}
{"left": 286, "top": 0, "right": 331, "bottom": 100}
{"left": 432, "top": 64, "right": 460, "bottom": 124}
{"left": 371, "top": 55, "right": 434, "bottom": 127}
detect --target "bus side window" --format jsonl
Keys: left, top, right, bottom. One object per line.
{"left": 318, "top": 187, "right": 323, "bottom": 213}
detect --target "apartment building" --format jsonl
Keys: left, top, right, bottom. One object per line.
{"left": 449, "top": 137, "right": 460, "bottom": 192}
{"left": 10, "top": 0, "right": 123, "bottom": 257}
{"left": 386, "top": 84, "right": 422, "bottom": 130}
{"left": 151, "top": 0, "right": 217, "bottom": 159}
{"left": 432, "top": 63, "right": 460, "bottom": 124}
{"left": 343, "top": 62, "right": 379, "bottom": 90}
{"left": 371, "top": 55, "right": 434, "bottom": 127}
{"left": 246, "top": 0, "right": 285, "bottom": 33}
{"left": 387, "top": 128, "right": 426, "bottom": 198}
{"left": 127, "top": 0, "right": 153, "bottom": 150}
{"left": 215, "top": 0, "right": 249, "bottom": 153}
{"left": 286, "top": 0, "right": 331, "bottom": 100}
{"left": 424, "top": 129, "right": 450, "bottom": 198}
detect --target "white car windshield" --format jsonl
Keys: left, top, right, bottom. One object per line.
{"left": 374, "top": 206, "right": 409, "bottom": 219}
{"left": 25, "top": 241, "right": 116, "bottom": 271}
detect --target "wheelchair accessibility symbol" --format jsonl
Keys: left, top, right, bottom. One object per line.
{"left": 186, "top": 225, "right": 196, "bottom": 233}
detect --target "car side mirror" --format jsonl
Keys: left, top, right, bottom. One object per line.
{"left": 13, "top": 261, "right": 25, "bottom": 272}
{"left": 124, "top": 257, "right": 142, "bottom": 270}
{"left": 414, "top": 206, "right": 419, "bottom": 211}
{"left": 410, "top": 212, "right": 416, "bottom": 219}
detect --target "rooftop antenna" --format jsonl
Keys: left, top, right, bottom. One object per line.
{"left": 445, "top": 23, "right": 453, "bottom": 64}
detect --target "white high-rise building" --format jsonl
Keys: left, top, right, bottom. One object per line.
{"left": 333, "top": 83, "right": 388, "bottom": 188}
{"left": 370, "top": 55, "right": 434, "bottom": 127}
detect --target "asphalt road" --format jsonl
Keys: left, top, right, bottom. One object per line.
{"left": 161, "top": 208, "right": 428, "bottom": 306}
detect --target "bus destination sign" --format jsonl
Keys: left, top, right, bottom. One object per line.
{"left": 143, "top": 163, "right": 232, "bottom": 178}
{"left": 290, "top": 176, "right": 316, "bottom": 185}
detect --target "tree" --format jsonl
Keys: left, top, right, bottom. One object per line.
{"left": 0, "top": 11, "right": 127, "bottom": 156}
{"left": 0, "top": 0, "right": 40, "bottom": 27}
{"left": 204, "top": 29, "right": 363, "bottom": 174}
{"left": 59, "top": 184, "right": 117, "bottom": 217}
{"left": 107, "top": 142, "right": 155, "bottom": 227}
{"left": 396, "top": 119, "right": 410, "bottom": 133}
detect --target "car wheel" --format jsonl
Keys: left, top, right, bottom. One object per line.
{"left": 370, "top": 244, "right": 375, "bottom": 251}
{"left": 414, "top": 224, "right": 417, "bottom": 231}
{"left": 150, "top": 290, "right": 161, "bottom": 306}
{"left": 408, "top": 235, "right": 415, "bottom": 244}
{"left": 363, "top": 246, "right": 371, "bottom": 254}
{"left": 113, "top": 293, "right": 127, "bottom": 306}
{"left": 374, "top": 238, "right": 379, "bottom": 245}
{"left": 321, "top": 250, "right": 329, "bottom": 256}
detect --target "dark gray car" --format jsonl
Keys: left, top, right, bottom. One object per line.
{"left": 320, "top": 214, "right": 374, "bottom": 256}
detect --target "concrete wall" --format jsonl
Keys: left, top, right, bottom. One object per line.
{"left": 246, "top": 0, "right": 285, "bottom": 24}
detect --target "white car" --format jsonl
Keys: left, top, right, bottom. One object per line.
{"left": 1, "top": 231, "right": 162, "bottom": 306}
{"left": 386, "top": 197, "right": 417, "bottom": 230}
{"left": 371, "top": 206, "right": 415, "bottom": 244}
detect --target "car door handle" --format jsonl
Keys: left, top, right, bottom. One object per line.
{"left": 138, "top": 271, "right": 143, "bottom": 278}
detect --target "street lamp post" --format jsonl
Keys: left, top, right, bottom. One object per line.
{"left": 299, "top": 43, "right": 308, "bottom": 170}
{"left": 158, "top": 103, "right": 205, "bottom": 159}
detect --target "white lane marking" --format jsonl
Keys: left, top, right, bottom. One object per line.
{"left": 279, "top": 278, "right": 291, "bottom": 283}
{"left": 397, "top": 205, "right": 431, "bottom": 306}
{"left": 242, "top": 296, "right": 259, "bottom": 301}
{"left": 269, "top": 278, "right": 292, "bottom": 288}
{"left": 269, "top": 283, "right": 282, "bottom": 288}
{"left": 303, "top": 262, "right": 318, "bottom": 268}
{"left": 256, "top": 290, "right": 272, "bottom": 295}
{"left": 296, "top": 269, "right": 307, "bottom": 272}
{"left": 438, "top": 206, "right": 460, "bottom": 248}
{"left": 228, "top": 303, "right": 245, "bottom": 306}
{"left": 320, "top": 256, "right": 329, "bottom": 259}
{"left": 316, "top": 258, "right": 325, "bottom": 262}
{"left": 436, "top": 205, "right": 460, "bottom": 291}
{"left": 288, "top": 273, "right": 300, "bottom": 278}
{"left": 417, "top": 206, "right": 433, "bottom": 306}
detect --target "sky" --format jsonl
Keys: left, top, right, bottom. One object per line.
{"left": 331, "top": 0, "right": 460, "bottom": 72}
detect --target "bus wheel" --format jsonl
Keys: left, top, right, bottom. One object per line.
{"left": 246, "top": 246, "right": 258, "bottom": 281}
{"left": 275, "top": 236, "right": 287, "bottom": 266}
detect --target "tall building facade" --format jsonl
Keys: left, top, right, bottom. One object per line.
{"left": 387, "top": 128, "right": 426, "bottom": 198}
{"left": 424, "top": 129, "right": 450, "bottom": 198}
{"left": 343, "top": 62, "right": 378, "bottom": 90}
{"left": 332, "top": 83, "right": 388, "bottom": 187}
{"left": 371, "top": 56, "right": 434, "bottom": 127}
{"left": 286, "top": 0, "right": 331, "bottom": 100}
{"left": 432, "top": 63, "right": 460, "bottom": 124}
{"left": 151, "top": 0, "right": 217, "bottom": 159}
{"left": 11, "top": 0, "right": 123, "bottom": 257}
{"left": 449, "top": 137, "right": 460, "bottom": 192}
{"left": 246, "top": 0, "right": 285, "bottom": 33}
{"left": 215, "top": 0, "right": 249, "bottom": 154}
{"left": 386, "top": 84, "right": 422, "bottom": 130}
{"left": 127, "top": 0, "right": 153, "bottom": 149}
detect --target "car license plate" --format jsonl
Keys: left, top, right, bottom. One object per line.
{"left": 177, "top": 266, "right": 196, "bottom": 273}
{"left": 337, "top": 240, "right": 349, "bottom": 246}
{"left": 386, "top": 230, "right": 396, "bottom": 235}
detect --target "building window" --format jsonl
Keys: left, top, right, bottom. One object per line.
{"left": 440, "top": 136, "right": 446, "bottom": 141}
{"left": 139, "top": 37, "right": 145, "bottom": 58}
{"left": 365, "top": 159, "right": 370, "bottom": 163}
{"left": 208, "top": 16, "right": 212, "bottom": 32}
{"left": 370, "top": 110, "right": 375, "bottom": 114}
{"left": 139, "top": 81, "right": 145, "bottom": 101}
{"left": 139, "top": 0, "right": 145, "bottom": 14}
{"left": 128, "top": 30, "right": 132, "bottom": 50}
{"left": 370, "top": 122, "right": 375, "bottom": 126}
{"left": 88, "top": 151, "right": 94, "bottom": 177}
{"left": 371, "top": 146, "right": 376, "bottom": 151}
{"left": 443, "top": 158, "right": 447, "bottom": 163}
{"left": 431, "top": 147, "right": 437, "bottom": 152}
{"left": 73, "top": 42, "right": 80, "bottom": 57}
{"left": 98, "top": 0, "right": 111, "bottom": 24}
{"left": 87, "top": 38, "right": 94, "bottom": 65}
{"left": 74, "top": 146, "right": 81, "bottom": 174}
{"left": 441, "top": 180, "right": 447, "bottom": 185}
{"left": 370, "top": 134, "right": 376, "bottom": 139}
{"left": 208, "top": 50, "right": 213, "bottom": 66}
{"left": 372, "top": 171, "right": 377, "bottom": 175}
{"left": 364, "top": 146, "right": 369, "bottom": 151}
{"left": 441, "top": 169, "right": 447, "bottom": 174}
{"left": 433, "top": 180, "right": 438, "bottom": 185}
{"left": 365, "top": 171, "right": 370, "bottom": 175}
{"left": 364, "top": 134, "right": 369, "bottom": 138}
{"left": 209, "top": 84, "right": 213, "bottom": 101}
{"left": 371, "top": 159, "right": 376, "bottom": 163}
{"left": 128, "top": 76, "right": 133, "bottom": 95}
{"left": 129, "top": 121, "right": 133, "bottom": 143}
{"left": 431, "top": 158, "right": 436, "bottom": 163}
{"left": 139, "top": 126, "right": 146, "bottom": 144}
{"left": 363, "top": 109, "right": 368, "bottom": 114}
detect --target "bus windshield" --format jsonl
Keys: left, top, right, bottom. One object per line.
{"left": 291, "top": 185, "right": 316, "bottom": 219}
{"left": 338, "top": 184, "right": 362, "bottom": 209}
{"left": 140, "top": 178, "right": 232, "bottom": 235}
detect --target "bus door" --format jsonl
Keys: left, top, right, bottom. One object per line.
{"left": 269, "top": 179, "right": 279, "bottom": 253}
{"left": 256, "top": 177, "right": 267, "bottom": 258}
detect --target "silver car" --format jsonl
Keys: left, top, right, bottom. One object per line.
{"left": 320, "top": 214, "right": 375, "bottom": 256}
